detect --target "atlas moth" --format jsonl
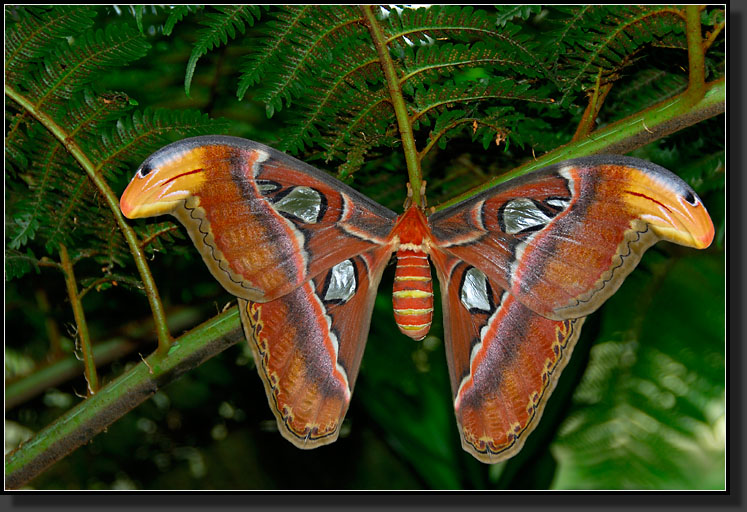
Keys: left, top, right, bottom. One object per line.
{"left": 120, "top": 135, "right": 714, "bottom": 463}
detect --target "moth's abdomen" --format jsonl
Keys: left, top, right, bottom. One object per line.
{"left": 392, "top": 248, "right": 433, "bottom": 340}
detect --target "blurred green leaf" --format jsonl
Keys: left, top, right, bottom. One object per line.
{"left": 551, "top": 252, "right": 725, "bottom": 489}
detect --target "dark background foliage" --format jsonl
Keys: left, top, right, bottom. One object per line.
{"left": 5, "top": 5, "right": 725, "bottom": 490}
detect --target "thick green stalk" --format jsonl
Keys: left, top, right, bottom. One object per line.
{"left": 360, "top": 5, "right": 423, "bottom": 205}
{"left": 436, "top": 78, "right": 725, "bottom": 210}
{"left": 5, "top": 84, "right": 173, "bottom": 353}
{"left": 685, "top": 5, "right": 706, "bottom": 103}
{"left": 57, "top": 243, "right": 99, "bottom": 395}
{"left": 4, "top": 307, "right": 243, "bottom": 490}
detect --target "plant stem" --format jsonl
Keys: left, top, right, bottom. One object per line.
{"left": 360, "top": 5, "right": 423, "bottom": 205}
{"left": 436, "top": 77, "right": 725, "bottom": 210}
{"left": 703, "top": 20, "right": 725, "bottom": 52}
{"left": 5, "top": 84, "right": 173, "bottom": 354}
{"left": 572, "top": 70, "right": 613, "bottom": 142}
{"left": 684, "top": 5, "right": 706, "bottom": 103}
{"left": 57, "top": 243, "right": 99, "bottom": 395}
{"left": 4, "top": 306, "right": 244, "bottom": 490}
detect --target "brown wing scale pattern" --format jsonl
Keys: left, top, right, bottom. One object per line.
{"left": 431, "top": 252, "right": 584, "bottom": 462}
{"left": 239, "top": 250, "right": 390, "bottom": 448}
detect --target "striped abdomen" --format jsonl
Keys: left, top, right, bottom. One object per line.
{"left": 392, "top": 248, "right": 433, "bottom": 340}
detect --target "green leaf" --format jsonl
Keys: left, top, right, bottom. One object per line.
{"left": 5, "top": 248, "right": 43, "bottom": 281}
{"left": 495, "top": 5, "right": 542, "bottom": 27}
{"left": 4, "top": 5, "right": 97, "bottom": 82}
{"left": 17, "top": 22, "right": 151, "bottom": 112}
{"left": 184, "top": 5, "right": 263, "bottom": 96}
{"left": 163, "top": 5, "right": 203, "bottom": 36}
{"left": 552, "top": 253, "right": 725, "bottom": 489}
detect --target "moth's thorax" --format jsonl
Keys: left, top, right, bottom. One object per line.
{"left": 392, "top": 205, "right": 431, "bottom": 249}
{"left": 391, "top": 206, "right": 434, "bottom": 340}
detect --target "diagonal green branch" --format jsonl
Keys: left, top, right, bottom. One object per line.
{"left": 4, "top": 307, "right": 244, "bottom": 490}
{"left": 5, "top": 84, "right": 173, "bottom": 354}
{"left": 435, "top": 77, "right": 725, "bottom": 210}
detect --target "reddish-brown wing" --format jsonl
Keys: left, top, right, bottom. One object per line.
{"left": 239, "top": 249, "right": 391, "bottom": 448}
{"left": 430, "top": 250, "right": 584, "bottom": 463}
{"left": 428, "top": 155, "right": 714, "bottom": 321}
{"left": 121, "top": 135, "right": 397, "bottom": 302}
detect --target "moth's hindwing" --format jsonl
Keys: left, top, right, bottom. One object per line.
{"left": 239, "top": 249, "right": 390, "bottom": 448}
{"left": 432, "top": 252, "right": 584, "bottom": 463}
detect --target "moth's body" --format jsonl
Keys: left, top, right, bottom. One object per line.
{"left": 390, "top": 206, "right": 434, "bottom": 340}
{"left": 121, "top": 135, "right": 713, "bottom": 463}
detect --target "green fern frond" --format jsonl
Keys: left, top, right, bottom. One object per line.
{"left": 184, "top": 5, "right": 264, "bottom": 96}
{"left": 163, "top": 5, "right": 204, "bottom": 36}
{"left": 553, "top": 256, "right": 724, "bottom": 489}
{"left": 91, "top": 108, "right": 230, "bottom": 180}
{"left": 4, "top": 5, "right": 97, "bottom": 83}
{"left": 240, "top": 5, "right": 365, "bottom": 117}
{"left": 413, "top": 78, "right": 548, "bottom": 122}
{"left": 6, "top": 131, "right": 63, "bottom": 250}
{"left": 63, "top": 88, "right": 137, "bottom": 140}
{"left": 495, "top": 5, "right": 542, "bottom": 28}
{"left": 548, "top": 5, "right": 686, "bottom": 102}
{"left": 321, "top": 87, "right": 393, "bottom": 161}
{"left": 4, "top": 248, "right": 43, "bottom": 281}
{"left": 237, "top": 5, "right": 314, "bottom": 101}
{"left": 602, "top": 68, "right": 688, "bottom": 123}
{"left": 428, "top": 106, "right": 514, "bottom": 151}
{"left": 383, "top": 5, "right": 501, "bottom": 44}
{"left": 75, "top": 211, "right": 131, "bottom": 270}
{"left": 18, "top": 147, "right": 91, "bottom": 254}
{"left": 5, "top": 103, "right": 36, "bottom": 175}
{"left": 384, "top": 6, "right": 553, "bottom": 84}
{"left": 6, "top": 209, "right": 41, "bottom": 253}
{"left": 235, "top": 5, "right": 565, "bottom": 174}
{"left": 400, "top": 41, "right": 544, "bottom": 89}
{"left": 15, "top": 22, "right": 150, "bottom": 113}
{"left": 275, "top": 39, "right": 381, "bottom": 153}
{"left": 134, "top": 221, "right": 188, "bottom": 254}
